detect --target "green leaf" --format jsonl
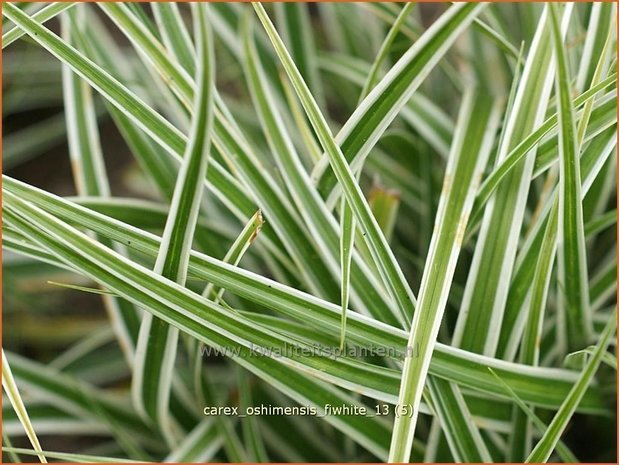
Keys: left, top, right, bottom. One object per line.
{"left": 549, "top": 3, "right": 593, "bottom": 351}
{"left": 202, "top": 209, "right": 264, "bottom": 302}
{"left": 2, "top": 3, "right": 187, "bottom": 158}
{"left": 237, "top": 369, "right": 269, "bottom": 462}
{"left": 2, "top": 2, "right": 76, "bottom": 48}
{"left": 339, "top": 198, "right": 355, "bottom": 350}
{"left": 274, "top": 2, "right": 324, "bottom": 109}
{"left": 469, "top": 73, "right": 617, "bottom": 230}
{"left": 358, "top": 2, "right": 416, "bottom": 101}
{"left": 4, "top": 193, "right": 398, "bottom": 459}
{"left": 3, "top": 351, "right": 157, "bottom": 449}
{"left": 388, "top": 89, "right": 501, "bottom": 461}
{"left": 497, "top": 125, "right": 616, "bottom": 361}
{"left": 507, "top": 200, "right": 558, "bottom": 460}
{"left": 164, "top": 419, "right": 220, "bottom": 463}
{"left": 152, "top": 2, "right": 195, "bottom": 76}
{"left": 132, "top": 2, "right": 215, "bottom": 442}
{"left": 3, "top": 3, "right": 616, "bottom": 460}
{"left": 489, "top": 368, "right": 578, "bottom": 463}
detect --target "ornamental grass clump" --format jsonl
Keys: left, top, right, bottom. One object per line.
{"left": 2, "top": 2, "right": 617, "bottom": 463}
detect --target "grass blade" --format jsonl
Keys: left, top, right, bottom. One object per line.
{"left": 388, "top": 89, "right": 500, "bottom": 461}
{"left": 2, "top": 350, "right": 47, "bottom": 463}
{"left": 164, "top": 419, "right": 220, "bottom": 463}
{"left": 339, "top": 198, "right": 355, "bottom": 350}
{"left": 274, "top": 2, "right": 324, "bottom": 109}
{"left": 317, "top": 52, "right": 454, "bottom": 159}
{"left": 497, "top": 125, "right": 616, "bottom": 361}
{"left": 452, "top": 4, "right": 572, "bottom": 356}
{"left": 132, "top": 2, "right": 214, "bottom": 443}
{"left": 253, "top": 1, "right": 416, "bottom": 329}
{"left": 2, "top": 2, "right": 75, "bottom": 48}
{"left": 240, "top": 15, "right": 401, "bottom": 325}
{"left": 489, "top": 368, "right": 578, "bottom": 463}
{"left": 549, "top": 3, "right": 593, "bottom": 351}
{"left": 1, "top": 447, "right": 146, "bottom": 464}
{"left": 202, "top": 209, "right": 263, "bottom": 302}
{"left": 4, "top": 200, "right": 396, "bottom": 460}
{"left": 470, "top": 73, "right": 616, "bottom": 229}
{"left": 508, "top": 200, "right": 559, "bottom": 460}
{"left": 3, "top": 3, "right": 345, "bottom": 310}
{"left": 311, "top": 3, "right": 486, "bottom": 201}
{"left": 60, "top": 6, "right": 141, "bottom": 364}
{"left": 3, "top": 175, "right": 607, "bottom": 414}
{"left": 576, "top": 2, "right": 615, "bottom": 93}
{"left": 3, "top": 4, "right": 616, "bottom": 459}
{"left": 237, "top": 369, "right": 269, "bottom": 462}
{"left": 358, "top": 2, "right": 415, "bottom": 101}
{"left": 526, "top": 309, "right": 616, "bottom": 462}
{"left": 425, "top": 377, "right": 492, "bottom": 462}
{"left": 152, "top": 2, "right": 195, "bottom": 76}
{"left": 337, "top": 0, "right": 414, "bottom": 346}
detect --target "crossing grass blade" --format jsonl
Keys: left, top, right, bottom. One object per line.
{"left": 3, "top": 175, "right": 608, "bottom": 414}
{"left": 338, "top": 0, "right": 414, "bottom": 348}
{"left": 96, "top": 0, "right": 362, "bottom": 307}
{"left": 3, "top": 194, "right": 398, "bottom": 459}
{"left": 190, "top": 209, "right": 263, "bottom": 462}
{"left": 97, "top": 2, "right": 193, "bottom": 110}
{"left": 2, "top": 2, "right": 76, "bottom": 48}
{"left": 316, "top": 52, "right": 454, "bottom": 159}
{"left": 202, "top": 209, "right": 263, "bottom": 302}
{"left": 1, "top": 2, "right": 189, "bottom": 157}
{"left": 388, "top": 89, "right": 501, "bottom": 461}
{"left": 3, "top": 3, "right": 361, "bottom": 313}
{"left": 274, "top": 2, "right": 324, "bottom": 110}
{"left": 508, "top": 9, "right": 615, "bottom": 458}
{"left": 132, "top": 2, "right": 214, "bottom": 443}
{"left": 2, "top": 351, "right": 157, "bottom": 449}
{"left": 507, "top": 199, "right": 559, "bottom": 460}
{"left": 358, "top": 2, "right": 416, "bottom": 101}
{"left": 253, "top": 1, "right": 416, "bottom": 329}
{"left": 496, "top": 124, "right": 616, "bottom": 362}
{"left": 576, "top": 2, "right": 615, "bottom": 93}
{"left": 164, "top": 419, "right": 221, "bottom": 463}
{"left": 469, "top": 72, "right": 616, "bottom": 229}
{"left": 2, "top": 432, "right": 21, "bottom": 464}
{"left": 241, "top": 10, "right": 403, "bottom": 325}
{"left": 526, "top": 309, "right": 616, "bottom": 462}
{"left": 310, "top": 2, "right": 487, "bottom": 202}
{"left": 489, "top": 368, "right": 577, "bottom": 463}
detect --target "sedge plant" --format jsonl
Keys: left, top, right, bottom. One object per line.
{"left": 2, "top": 2, "right": 617, "bottom": 463}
